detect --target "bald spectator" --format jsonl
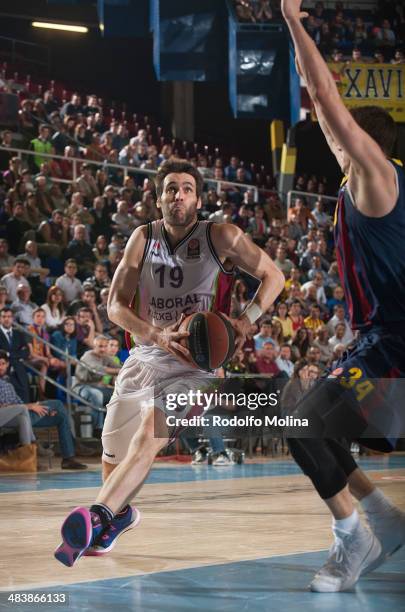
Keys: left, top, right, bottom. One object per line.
{"left": 11, "top": 284, "right": 37, "bottom": 326}
{"left": 112, "top": 201, "right": 139, "bottom": 237}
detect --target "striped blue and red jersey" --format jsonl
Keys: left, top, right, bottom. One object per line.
{"left": 334, "top": 160, "right": 405, "bottom": 331}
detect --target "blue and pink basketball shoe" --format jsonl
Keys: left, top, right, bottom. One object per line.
{"left": 54, "top": 505, "right": 140, "bottom": 566}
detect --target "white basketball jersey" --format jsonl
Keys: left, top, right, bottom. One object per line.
{"left": 130, "top": 219, "right": 232, "bottom": 350}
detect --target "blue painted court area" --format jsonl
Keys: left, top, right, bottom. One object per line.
{"left": 0, "top": 455, "right": 404, "bottom": 493}
{"left": 1, "top": 547, "right": 404, "bottom": 612}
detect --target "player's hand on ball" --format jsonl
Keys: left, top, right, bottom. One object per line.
{"left": 281, "top": 0, "right": 308, "bottom": 21}
{"left": 220, "top": 313, "right": 250, "bottom": 356}
{"left": 155, "top": 314, "right": 191, "bottom": 365}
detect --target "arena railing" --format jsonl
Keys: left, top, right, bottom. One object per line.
{"left": 287, "top": 189, "right": 338, "bottom": 211}
{"left": 0, "top": 36, "right": 50, "bottom": 71}
{"left": 13, "top": 321, "right": 110, "bottom": 415}
{"left": 0, "top": 145, "right": 270, "bottom": 203}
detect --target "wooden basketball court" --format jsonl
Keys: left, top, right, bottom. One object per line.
{"left": 0, "top": 456, "right": 404, "bottom": 611}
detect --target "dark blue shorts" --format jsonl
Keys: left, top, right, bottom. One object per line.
{"left": 291, "top": 326, "right": 405, "bottom": 451}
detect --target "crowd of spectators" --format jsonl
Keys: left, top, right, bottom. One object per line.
{"left": 0, "top": 60, "right": 364, "bottom": 467}
{"left": 234, "top": 0, "right": 404, "bottom": 62}
{"left": 304, "top": 1, "right": 404, "bottom": 61}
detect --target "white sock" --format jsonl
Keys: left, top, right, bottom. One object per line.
{"left": 333, "top": 509, "right": 360, "bottom": 534}
{"left": 360, "top": 488, "right": 396, "bottom": 515}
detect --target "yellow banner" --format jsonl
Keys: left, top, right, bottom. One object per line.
{"left": 327, "top": 62, "right": 405, "bottom": 122}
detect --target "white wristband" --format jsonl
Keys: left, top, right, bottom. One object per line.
{"left": 244, "top": 302, "right": 263, "bottom": 324}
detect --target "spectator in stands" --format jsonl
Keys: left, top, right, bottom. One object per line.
{"left": 41, "top": 286, "right": 66, "bottom": 330}
{"left": 84, "top": 263, "right": 111, "bottom": 296}
{"left": 306, "top": 345, "right": 322, "bottom": 369}
{"left": 56, "top": 259, "right": 83, "bottom": 304}
{"left": 61, "top": 93, "right": 84, "bottom": 118}
{"left": 270, "top": 318, "right": 284, "bottom": 352}
{"left": 38, "top": 209, "right": 70, "bottom": 257}
{"left": 209, "top": 202, "right": 233, "bottom": 224}
{"left": 157, "top": 144, "right": 173, "bottom": 166}
{"left": 373, "top": 19, "right": 396, "bottom": 48}
{"left": 312, "top": 325, "right": 333, "bottom": 366}
{"left": 6, "top": 203, "right": 32, "bottom": 255}
{"left": 288, "top": 300, "right": 305, "bottom": 335}
{"left": 254, "top": 0, "right": 272, "bottom": 22}
{"left": 73, "top": 335, "right": 121, "bottom": 435}
{"left": 1, "top": 259, "right": 30, "bottom": 303}
{"left": 224, "top": 156, "right": 240, "bottom": 181}
{"left": 273, "top": 244, "right": 294, "bottom": 276}
{"left": 328, "top": 322, "right": 350, "bottom": 350}
{"left": 391, "top": 49, "right": 405, "bottom": 64}
{"left": 0, "top": 239, "right": 15, "bottom": 275}
{"left": 3, "top": 156, "right": 22, "bottom": 189}
{"left": 112, "top": 200, "right": 139, "bottom": 237}
{"left": 90, "top": 196, "right": 111, "bottom": 241}
{"left": 0, "top": 307, "right": 30, "bottom": 402}
{"left": 75, "top": 307, "right": 96, "bottom": 356}
{"left": 373, "top": 49, "right": 385, "bottom": 63}
{"left": 51, "top": 316, "right": 78, "bottom": 362}
{"left": 102, "top": 337, "right": 122, "bottom": 385}
{"left": 30, "top": 125, "right": 54, "bottom": 171}
{"left": 304, "top": 303, "right": 324, "bottom": 332}
{"left": 97, "top": 287, "right": 120, "bottom": 337}
{"left": 0, "top": 350, "right": 37, "bottom": 452}
{"left": 11, "top": 284, "right": 36, "bottom": 327}
{"left": 0, "top": 349, "right": 86, "bottom": 469}
{"left": 235, "top": 0, "right": 256, "bottom": 23}
{"left": 312, "top": 199, "right": 330, "bottom": 227}
{"left": 276, "top": 344, "right": 294, "bottom": 378}
{"left": 254, "top": 319, "right": 274, "bottom": 351}
{"left": 327, "top": 304, "right": 354, "bottom": 344}
{"left": 230, "top": 279, "right": 250, "bottom": 318}
{"left": 27, "top": 307, "right": 53, "bottom": 399}
{"left": 273, "top": 302, "right": 294, "bottom": 341}
{"left": 326, "top": 284, "right": 346, "bottom": 315}
{"left": 0, "top": 287, "right": 8, "bottom": 310}
{"left": 75, "top": 164, "right": 99, "bottom": 205}
{"left": 291, "top": 326, "right": 311, "bottom": 360}
{"left": 68, "top": 287, "right": 102, "bottom": 331}
{"left": 256, "top": 342, "right": 281, "bottom": 376}
{"left": 288, "top": 197, "right": 316, "bottom": 231}
{"left": 92, "top": 234, "right": 110, "bottom": 262}
{"left": 64, "top": 225, "right": 97, "bottom": 279}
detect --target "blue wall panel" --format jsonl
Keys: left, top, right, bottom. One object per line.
{"left": 97, "top": 0, "right": 149, "bottom": 37}
{"left": 229, "top": 27, "right": 290, "bottom": 121}
{"left": 154, "top": 0, "right": 226, "bottom": 81}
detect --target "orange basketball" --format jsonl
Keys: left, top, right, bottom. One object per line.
{"left": 179, "top": 311, "right": 235, "bottom": 371}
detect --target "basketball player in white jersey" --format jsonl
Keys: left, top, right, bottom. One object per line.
{"left": 55, "top": 159, "right": 285, "bottom": 566}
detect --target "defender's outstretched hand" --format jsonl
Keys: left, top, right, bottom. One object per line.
{"left": 281, "top": 0, "right": 308, "bottom": 21}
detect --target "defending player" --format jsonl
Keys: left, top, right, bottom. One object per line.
{"left": 281, "top": 0, "right": 405, "bottom": 592}
{"left": 54, "top": 159, "right": 285, "bottom": 566}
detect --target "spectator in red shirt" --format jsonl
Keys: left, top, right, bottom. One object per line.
{"left": 256, "top": 342, "right": 281, "bottom": 376}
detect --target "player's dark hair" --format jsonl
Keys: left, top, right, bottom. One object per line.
{"left": 155, "top": 158, "right": 204, "bottom": 199}
{"left": 0, "top": 349, "right": 9, "bottom": 361}
{"left": 350, "top": 106, "right": 397, "bottom": 156}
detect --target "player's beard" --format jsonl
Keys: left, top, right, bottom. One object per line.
{"left": 164, "top": 202, "right": 197, "bottom": 227}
